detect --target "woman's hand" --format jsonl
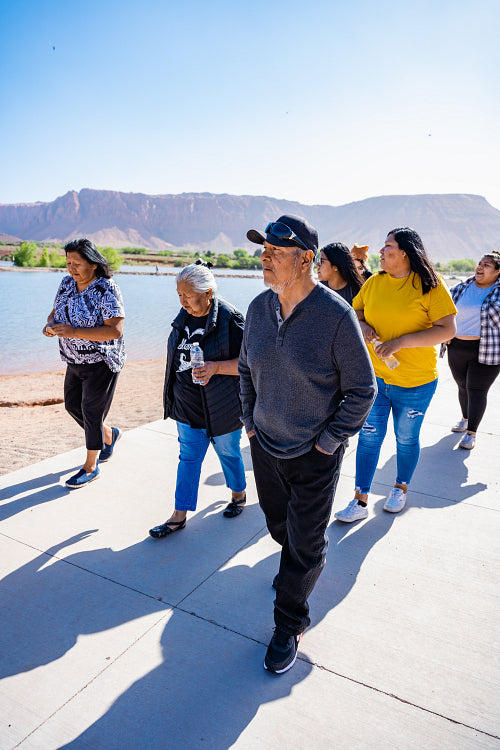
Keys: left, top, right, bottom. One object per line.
{"left": 43, "top": 310, "right": 57, "bottom": 336}
{"left": 192, "top": 360, "right": 219, "bottom": 385}
{"left": 359, "top": 320, "right": 378, "bottom": 344}
{"left": 247, "top": 429, "right": 256, "bottom": 439}
{"left": 50, "top": 323, "right": 77, "bottom": 338}
{"left": 374, "top": 338, "right": 402, "bottom": 359}
{"left": 42, "top": 324, "right": 56, "bottom": 337}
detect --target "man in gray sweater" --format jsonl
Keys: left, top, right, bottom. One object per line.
{"left": 240, "top": 214, "right": 376, "bottom": 673}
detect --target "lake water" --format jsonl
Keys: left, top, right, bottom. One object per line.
{"left": 0, "top": 269, "right": 266, "bottom": 374}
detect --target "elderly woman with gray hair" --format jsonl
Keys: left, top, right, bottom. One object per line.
{"left": 149, "top": 260, "right": 247, "bottom": 538}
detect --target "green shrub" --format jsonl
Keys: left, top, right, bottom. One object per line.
{"left": 13, "top": 241, "right": 37, "bottom": 267}
{"left": 215, "top": 254, "right": 232, "bottom": 268}
{"left": 449, "top": 259, "right": 475, "bottom": 273}
{"left": 99, "top": 246, "right": 121, "bottom": 271}
{"left": 39, "top": 247, "right": 50, "bottom": 267}
{"left": 233, "top": 248, "right": 248, "bottom": 259}
{"left": 49, "top": 250, "right": 67, "bottom": 268}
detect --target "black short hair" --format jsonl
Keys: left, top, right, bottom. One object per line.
{"left": 64, "top": 238, "right": 112, "bottom": 278}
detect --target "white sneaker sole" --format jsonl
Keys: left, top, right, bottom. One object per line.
{"left": 334, "top": 511, "right": 368, "bottom": 523}
{"left": 264, "top": 635, "right": 301, "bottom": 674}
{"left": 264, "top": 650, "right": 298, "bottom": 674}
{"left": 383, "top": 501, "right": 406, "bottom": 513}
{"left": 65, "top": 474, "right": 100, "bottom": 489}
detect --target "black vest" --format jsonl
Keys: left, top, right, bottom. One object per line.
{"left": 163, "top": 296, "right": 244, "bottom": 437}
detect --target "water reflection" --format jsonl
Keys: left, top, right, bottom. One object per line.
{"left": 0, "top": 270, "right": 265, "bottom": 374}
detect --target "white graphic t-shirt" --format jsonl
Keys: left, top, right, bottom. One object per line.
{"left": 171, "top": 314, "right": 208, "bottom": 428}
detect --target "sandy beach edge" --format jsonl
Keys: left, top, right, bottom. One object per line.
{"left": 0, "top": 359, "right": 166, "bottom": 477}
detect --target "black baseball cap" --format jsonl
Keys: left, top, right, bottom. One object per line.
{"left": 247, "top": 214, "right": 318, "bottom": 253}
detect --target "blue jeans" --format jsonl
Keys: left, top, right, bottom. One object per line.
{"left": 355, "top": 377, "right": 438, "bottom": 493}
{"left": 175, "top": 422, "right": 246, "bottom": 511}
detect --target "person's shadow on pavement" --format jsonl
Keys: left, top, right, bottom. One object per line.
{"left": 1, "top": 501, "right": 313, "bottom": 749}
{"left": 370, "top": 431, "right": 487, "bottom": 507}
{"left": 311, "top": 430, "right": 486, "bottom": 629}
{"left": 57, "top": 552, "right": 312, "bottom": 749}
{"left": 0, "top": 467, "right": 80, "bottom": 521}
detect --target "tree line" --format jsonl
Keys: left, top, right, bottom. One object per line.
{"left": 4, "top": 241, "right": 477, "bottom": 276}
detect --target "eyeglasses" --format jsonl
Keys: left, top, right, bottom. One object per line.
{"left": 265, "top": 222, "right": 309, "bottom": 252}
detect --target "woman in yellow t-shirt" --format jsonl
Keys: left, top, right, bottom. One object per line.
{"left": 334, "top": 227, "right": 457, "bottom": 522}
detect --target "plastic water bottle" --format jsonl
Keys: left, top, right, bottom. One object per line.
{"left": 371, "top": 339, "right": 400, "bottom": 370}
{"left": 191, "top": 343, "right": 205, "bottom": 383}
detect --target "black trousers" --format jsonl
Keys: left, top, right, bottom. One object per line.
{"left": 64, "top": 361, "right": 119, "bottom": 450}
{"left": 250, "top": 436, "right": 345, "bottom": 635}
{"left": 447, "top": 339, "right": 500, "bottom": 432}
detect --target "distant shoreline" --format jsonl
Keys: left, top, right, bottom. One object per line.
{"left": 0, "top": 264, "right": 467, "bottom": 284}
{"left": 0, "top": 265, "right": 262, "bottom": 280}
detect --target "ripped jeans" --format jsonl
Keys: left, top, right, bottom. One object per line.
{"left": 355, "top": 377, "right": 438, "bottom": 493}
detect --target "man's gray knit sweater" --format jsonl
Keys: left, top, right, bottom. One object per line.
{"left": 239, "top": 283, "right": 376, "bottom": 458}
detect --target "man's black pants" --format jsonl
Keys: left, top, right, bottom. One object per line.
{"left": 250, "top": 436, "right": 345, "bottom": 635}
{"left": 64, "top": 361, "right": 119, "bottom": 450}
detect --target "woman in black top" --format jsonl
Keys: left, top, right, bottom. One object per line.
{"left": 149, "top": 261, "right": 246, "bottom": 538}
{"left": 317, "top": 242, "right": 364, "bottom": 305}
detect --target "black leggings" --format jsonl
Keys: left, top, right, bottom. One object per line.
{"left": 64, "top": 361, "right": 119, "bottom": 450}
{"left": 447, "top": 338, "right": 500, "bottom": 432}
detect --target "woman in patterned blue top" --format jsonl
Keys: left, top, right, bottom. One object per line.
{"left": 43, "top": 238, "right": 125, "bottom": 488}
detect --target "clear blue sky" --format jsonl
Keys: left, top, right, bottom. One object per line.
{"left": 1, "top": 0, "right": 499, "bottom": 209}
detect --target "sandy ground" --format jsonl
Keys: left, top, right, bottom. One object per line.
{"left": 0, "top": 359, "right": 165, "bottom": 476}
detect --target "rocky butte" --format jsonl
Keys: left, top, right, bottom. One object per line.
{"left": 1, "top": 189, "right": 499, "bottom": 260}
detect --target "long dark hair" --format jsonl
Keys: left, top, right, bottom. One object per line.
{"left": 321, "top": 242, "right": 363, "bottom": 295}
{"left": 64, "top": 238, "right": 112, "bottom": 278}
{"left": 387, "top": 227, "right": 438, "bottom": 295}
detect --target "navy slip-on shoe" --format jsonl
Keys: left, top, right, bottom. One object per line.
{"left": 99, "top": 427, "right": 122, "bottom": 463}
{"left": 65, "top": 466, "right": 100, "bottom": 489}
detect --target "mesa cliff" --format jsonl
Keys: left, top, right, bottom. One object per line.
{"left": 1, "top": 189, "right": 499, "bottom": 260}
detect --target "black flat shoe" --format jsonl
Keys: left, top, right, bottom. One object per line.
{"left": 223, "top": 494, "right": 246, "bottom": 518}
{"left": 149, "top": 519, "right": 186, "bottom": 538}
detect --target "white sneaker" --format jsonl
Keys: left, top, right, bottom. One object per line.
{"left": 451, "top": 418, "right": 468, "bottom": 433}
{"left": 383, "top": 486, "right": 407, "bottom": 513}
{"left": 459, "top": 433, "right": 476, "bottom": 450}
{"left": 334, "top": 498, "right": 368, "bottom": 523}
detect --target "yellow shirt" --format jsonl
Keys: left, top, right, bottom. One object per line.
{"left": 352, "top": 272, "right": 457, "bottom": 387}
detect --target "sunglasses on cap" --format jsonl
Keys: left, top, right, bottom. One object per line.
{"left": 265, "top": 222, "right": 309, "bottom": 252}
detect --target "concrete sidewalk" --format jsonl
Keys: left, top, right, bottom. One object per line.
{"left": 1, "top": 359, "right": 499, "bottom": 749}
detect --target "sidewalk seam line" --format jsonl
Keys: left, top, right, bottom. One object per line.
{"left": 301, "top": 658, "right": 500, "bottom": 741}
{"left": 3, "top": 530, "right": 498, "bottom": 744}
{"left": 13, "top": 610, "right": 170, "bottom": 749}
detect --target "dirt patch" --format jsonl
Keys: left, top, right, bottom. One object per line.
{"left": 0, "top": 359, "right": 166, "bottom": 476}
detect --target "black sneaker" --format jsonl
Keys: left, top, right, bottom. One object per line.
{"left": 264, "top": 628, "right": 302, "bottom": 674}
